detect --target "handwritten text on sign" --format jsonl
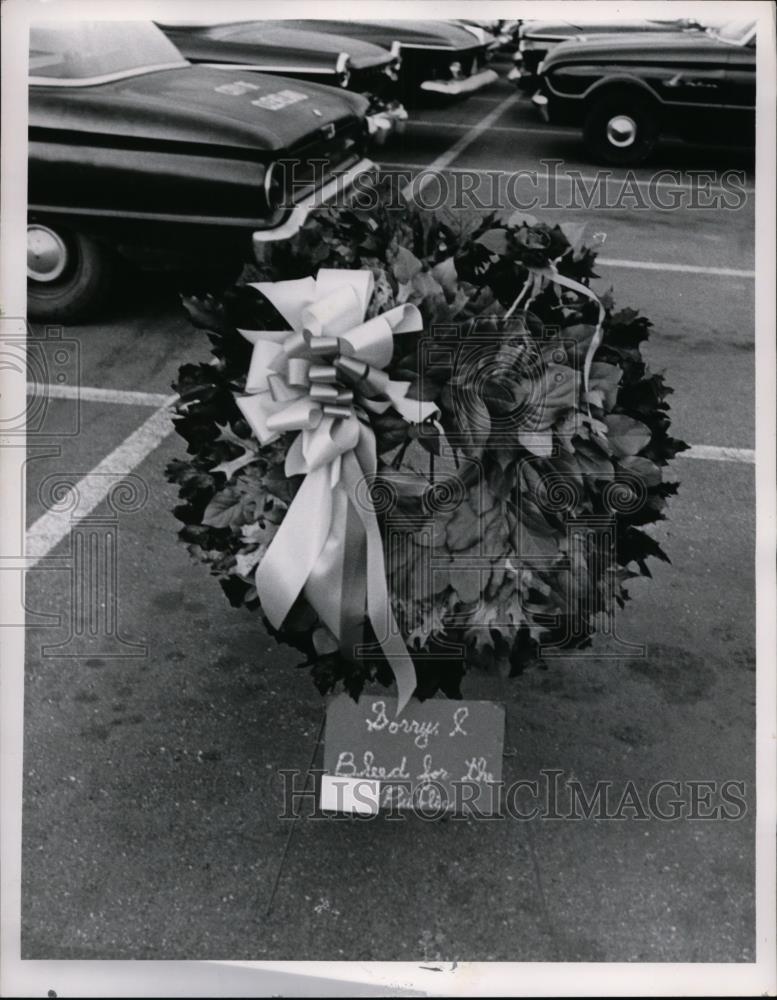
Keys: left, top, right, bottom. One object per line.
{"left": 322, "top": 695, "right": 505, "bottom": 813}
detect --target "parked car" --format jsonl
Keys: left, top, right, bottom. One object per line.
{"left": 286, "top": 20, "right": 499, "bottom": 100}
{"left": 156, "top": 18, "right": 408, "bottom": 142}
{"left": 27, "top": 20, "right": 376, "bottom": 321}
{"left": 459, "top": 19, "right": 521, "bottom": 51}
{"left": 509, "top": 18, "right": 705, "bottom": 90}
{"left": 531, "top": 19, "right": 755, "bottom": 165}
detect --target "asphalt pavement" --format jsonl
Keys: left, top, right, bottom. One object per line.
{"left": 22, "top": 60, "right": 755, "bottom": 962}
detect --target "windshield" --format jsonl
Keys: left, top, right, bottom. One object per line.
{"left": 709, "top": 19, "right": 756, "bottom": 45}
{"left": 30, "top": 21, "right": 187, "bottom": 81}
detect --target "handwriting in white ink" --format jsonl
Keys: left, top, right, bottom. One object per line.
{"left": 365, "top": 700, "right": 440, "bottom": 749}
{"left": 448, "top": 706, "right": 469, "bottom": 738}
{"left": 461, "top": 756, "right": 494, "bottom": 783}
{"left": 416, "top": 754, "right": 449, "bottom": 784}
{"left": 334, "top": 750, "right": 410, "bottom": 780}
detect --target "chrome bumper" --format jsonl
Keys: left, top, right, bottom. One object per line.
{"left": 420, "top": 68, "right": 498, "bottom": 95}
{"left": 531, "top": 91, "right": 550, "bottom": 123}
{"left": 252, "top": 157, "right": 376, "bottom": 248}
{"left": 367, "top": 103, "right": 408, "bottom": 145}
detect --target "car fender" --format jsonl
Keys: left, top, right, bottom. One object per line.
{"left": 546, "top": 69, "right": 665, "bottom": 106}
{"left": 583, "top": 73, "right": 664, "bottom": 107}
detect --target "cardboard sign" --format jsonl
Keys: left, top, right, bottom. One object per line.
{"left": 322, "top": 694, "right": 505, "bottom": 814}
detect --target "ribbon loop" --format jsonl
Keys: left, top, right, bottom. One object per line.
{"left": 234, "top": 269, "right": 436, "bottom": 714}
{"left": 308, "top": 364, "right": 338, "bottom": 384}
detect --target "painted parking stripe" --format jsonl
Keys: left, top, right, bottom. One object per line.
{"left": 22, "top": 383, "right": 758, "bottom": 466}
{"left": 403, "top": 91, "right": 521, "bottom": 199}
{"left": 384, "top": 161, "right": 754, "bottom": 195}
{"left": 23, "top": 387, "right": 753, "bottom": 570}
{"left": 25, "top": 400, "right": 175, "bottom": 566}
{"left": 681, "top": 445, "right": 754, "bottom": 464}
{"left": 26, "top": 382, "right": 171, "bottom": 407}
{"left": 407, "top": 117, "right": 755, "bottom": 158}
{"left": 596, "top": 258, "right": 755, "bottom": 278}
{"left": 409, "top": 118, "right": 578, "bottom": 137}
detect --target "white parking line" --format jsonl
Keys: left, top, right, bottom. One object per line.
{"left": 23, "top": 380, "right": 754, "bottom": 566}
{"left": 597, "top": 258, "right": 755, "bottom": 278}
{"left": 403, "top": 91, "right": 521, "bottom": 199}
{"left": 26, "top": 382, "right": 171, "bottom": 407}
{"left": 25, "top": 400, "right": 175, "bottom": 566}
{"left": 466, "top": 93, "right": 516, "bottom": 103}
{"left": 407, "top": 117, "right": 755, "bottom": 158}
{"left": 681, "top": 445, "right": 754, "bottom": 464}
{"left": 384, "top": 161, "right": 754, "bottom": 195}
{"left": 410, "top": 118, "right": 576, "bottom": 137}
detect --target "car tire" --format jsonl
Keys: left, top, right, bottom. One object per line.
{"left": 27, "top": 223, "right": 117, "bottom": 322}
{"left": 583, "top": 91, "right": 659, "bottom": 166}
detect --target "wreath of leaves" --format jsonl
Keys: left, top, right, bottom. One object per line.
{"left": 167, "top": 176, "right": 688, "bottom": 701}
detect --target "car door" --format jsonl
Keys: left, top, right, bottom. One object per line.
{"left": 723, "top": 39, "right": 756, "bottom": 141}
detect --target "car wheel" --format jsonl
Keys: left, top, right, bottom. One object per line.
{"left": 27, "top": 223, "right": 116, "bottom": 322}
{"left": 583, "top": 91, "right": 659, "bottom": 166}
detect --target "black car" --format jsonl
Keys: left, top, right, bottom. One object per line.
{"left": 156, "top": 18, "right": 408, "bottom": 141}
{"left": 509, "top": 18, "right": 705, "bottom": 90}
{"left": 27, "top": 20, "right": 376, "bottom": 321}
{"left": 288, "top": 20, "right": 499, "bottom": 100}
{"left": 531, "top": 19, "right": 755, "bottom": 164}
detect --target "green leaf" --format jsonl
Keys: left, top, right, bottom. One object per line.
{"left": 443, "top": 499, "right": 481, "bottom": 552}
{"left": 515, "top": 523, "right": 558, "bottom": 558}
{"left": 476, "top": 229, "right": 509, "bottom": 255}
{"left": 392, "top": 246, "right": 423, "bottom": 284}
{"left": 507, "top": 211, "right": 538, "bottom": 228}
{"left": 558, "top": 221, "right": 587, "bottom": 256}
{"left": 574, "top": 442, "right": 615, "bottom": 479}
{"left": 449, "top": 565, "right": 485, "bottom": 604}
{"left": 518, "top": 429, "right": 554, "bottom": 457}
{"left": 431, "top": 255, "right": 459, "bottom": 294}
{"left": 605, "top": 414, "right": 652, "bottom": 457}
{"left": 212, "top": 445, "right": 259, "bottom": 481}
{"left": 443, "top": 385, "right": 491, "bottom": 459}
{"left": 202, "top": 488, "right": 254, "bottom": 530}
{"left": 618, "top": 455, "right": 662, "bottom": 487}
{"left": 587, "top": 362, "right": 622, "bottom": 410}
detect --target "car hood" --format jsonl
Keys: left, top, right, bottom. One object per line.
{"left": 29, "top": 65, "right": 367, "bottom": 153}
{"left": 159, "top": 21, "right": 392, "bottom": 70}
{"left": 290, "top": 19, "right": 483, "bottom": 50}
{"left": 544, "top": 30, "right": 729, "bottom": 67}
{"left": 522, "top": 19, "right": 696, "bottom": 39}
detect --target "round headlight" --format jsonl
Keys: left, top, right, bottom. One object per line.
{"left": 449, "top": 60, "right": 463, "bottom": 79}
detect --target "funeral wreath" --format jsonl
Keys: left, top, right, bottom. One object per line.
{"left": 167, "top": 177, "right": 688, "bottom": 711}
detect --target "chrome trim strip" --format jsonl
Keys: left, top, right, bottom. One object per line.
{"left": 253, "top": 157, "right": 376, "bottom": 245}
{"left": 200, "top": 62, "right": 335, "bottom": 73}
{"left": 419, "top": 68, "right": 498, "bottom": 94}
{"left": 544, "top": 72, "right": 754, "bottom": 110}
{"left": 28, "top": 203, "right": 272, "bottom": 227}
{"left": 396, "top": 43, "right": 457, "bottom": 51}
